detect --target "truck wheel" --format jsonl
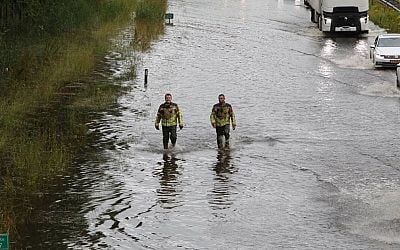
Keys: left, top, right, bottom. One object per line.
{"left": 311, "top": 10, "right": 315, "bottom": 23}
{"left": 318, "top": 15, "right": 322, "bottom": 31}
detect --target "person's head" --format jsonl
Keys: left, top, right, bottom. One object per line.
{"left": 218, "top": 94, "right": 225, "bottom": 104}
{"left": 165, "top": 93, "right": 172, "bottom": 103}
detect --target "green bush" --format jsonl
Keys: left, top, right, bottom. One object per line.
{"left": 135, "top": 0, "right": 167, "bottom": 21}
{"left": 0, "top": 0, "right": 136, "bottom": 35}
{"left": 0, "top": 0, "right": 139, "bottom": 237}
{"left": 369, "top": 0, "right": 400, "bottom": 33}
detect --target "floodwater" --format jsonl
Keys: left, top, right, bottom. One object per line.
{"left": 22, "top": 0, "right": 400, "bottom": 249}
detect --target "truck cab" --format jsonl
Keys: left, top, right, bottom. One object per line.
{"left": 307, "top": 0, "right": 369, "bottom": 33}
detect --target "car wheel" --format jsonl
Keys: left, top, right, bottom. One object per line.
{"left": 318, "top": 15, "right": 322, "bottom": 31}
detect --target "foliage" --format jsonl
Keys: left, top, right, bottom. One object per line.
{"left": 0, "top": 0, "right": 139, "bottom": 237}
{"left": 135, "top": 0, "right": 167, "bottom": 21}
{"left": 0, "top": 0, "right": 169, "bottom": 241}
{"left": 369, "top": 0, "right": 400, "bottom": 33}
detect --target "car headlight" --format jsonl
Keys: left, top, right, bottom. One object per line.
{"left": 375, "top": 54, "right": 384, "bottom": 59}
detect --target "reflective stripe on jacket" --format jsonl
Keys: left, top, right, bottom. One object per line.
{"left": 210, "top": 103, "right": 236, "bottom": 127}
{"left": 155, "top": 102, "right": 183, "bottom": 127}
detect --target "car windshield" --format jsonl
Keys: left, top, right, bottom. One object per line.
{"left": 377, "top": 37, "right": 400, "bottom": 47}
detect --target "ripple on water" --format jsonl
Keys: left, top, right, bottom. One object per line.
{"left": 359, "top": 82, "right": 400, "bottom": 98}
{"left": 57, "top": 0, "right": 400, "bottom": 249}
{"left": 332, "top": 54, "right": 375, "bottom": 70}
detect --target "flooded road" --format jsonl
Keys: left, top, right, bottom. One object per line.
{"left": 30, "top": 0, "right": 400, "bottom": 249}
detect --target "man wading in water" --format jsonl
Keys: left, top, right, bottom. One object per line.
{"left": 210, "top": 94, "right": 236, "bottom": 149}
{"left": 155, "top": 93, "right": 184, "bottom": 150}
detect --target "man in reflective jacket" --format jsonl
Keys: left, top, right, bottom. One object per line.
{"left": 210, "top": 94, "right": 236, "bottom": 149}
{"left": 155, "top": 93, "right": 184, "bottom": 149}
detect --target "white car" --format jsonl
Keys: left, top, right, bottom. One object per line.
{"left": 370, "top": 34, "right": 400, "bottom": 68}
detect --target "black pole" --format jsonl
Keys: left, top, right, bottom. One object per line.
{"left": 144, "top": 69, "right": 148, "bottom": 86}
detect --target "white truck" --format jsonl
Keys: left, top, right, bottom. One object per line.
{"left": 304, "top": 0, "right": 369, "bottom": 33}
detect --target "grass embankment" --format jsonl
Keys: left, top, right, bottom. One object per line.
{"left": 369, "top": 0, "right": 400, "bottom": 33}
{"left": 0, "top": 0, "right": 167, "bottom": 240}
{"left": 134, "top": 0, "right": 167, "bottom": 51}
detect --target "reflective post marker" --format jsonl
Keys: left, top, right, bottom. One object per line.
{"left": 144, "top": 69, "right": 148, "bottom": 86}
{"left": 0, "top": 234, "right": 9, "bottom": 250}
{"left": 165, "top": 13, "right": 174, "bottom": 25}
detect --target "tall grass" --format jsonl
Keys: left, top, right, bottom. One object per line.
{"left": 369, "top": 0, "right": 400, "bottom": 33}
{"left": 0, "top": 0, "right": 170, "bottom": 240}
{"left": 0, "top": 0, "right": 136, "bottom": 35}
{"left": 133, "top": 0, "right": 167, "bottom": 51}
{"left": 0, "top": 0, "right": 140, "bottom": 238}
{"left": 135, "top": 0, "right": 168, "bottom": 21}
{"left": 134, "top": 19, "right": 165, "bottom": 51}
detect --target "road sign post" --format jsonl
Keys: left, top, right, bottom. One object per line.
{"left": 165, "top": 13, "right": 174, "bottom": 25}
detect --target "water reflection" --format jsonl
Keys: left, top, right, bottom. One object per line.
{"left": 321, "top": 39, "right": 337, "bottom": 57}
{"left": 154, "top": 155, "right": 182, "bottom": 209}
{"left": 354, "top": 39, "right": 368, "bottom": 54}
{"left": 277, "top": 0, "right": 284, "bottom": 9}
{"left": 208, "top": 150, "right": 237, "bottom": 210}
{"left": 319, "top": 38, "right": 336, "bottom": 78}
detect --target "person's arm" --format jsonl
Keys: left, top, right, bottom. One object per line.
{"left": 177, "top": 105, "right": 183, "bottom": 129}
{"left": 210, "top": 106, "right": 216, "bottom": 128}
{"left": 155, "top": 105, "right": 162, "bottom": 130}
{"left": 230, "top": 106, "right": 236, "bottom": 130}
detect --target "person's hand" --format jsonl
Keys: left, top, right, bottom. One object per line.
{"left": 155, "top": 125, "right": 159, "bottom": 130}
{"left": 212, "top": 123, "right": 216, "bottom": 128}
{"left": 179, "top": 125, "right": 183, "bottom": 130}
{"left": 232, "top": 124, "right": 236, "bottom": 130}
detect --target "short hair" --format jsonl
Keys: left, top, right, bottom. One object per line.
{"left": 218, "top": 94, "right": 225, "bottom": 98}
{"left": 165, "top": 93, "right": 172, "bottom": 98}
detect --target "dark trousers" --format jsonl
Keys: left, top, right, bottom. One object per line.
{"left": 216, "top": 125, "right": 230, "bottom": 148}
{"left": 162, "top": 125, "right": 177, "bottom": 149}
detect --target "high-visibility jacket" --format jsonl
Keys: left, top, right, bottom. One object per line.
{"left": 210, "top": 102, "right": 236, "bottom": 127}
{"left": 155, "top": 102, "right": 183, "bottom": 127}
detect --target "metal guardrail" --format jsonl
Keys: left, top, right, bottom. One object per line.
{"left": 378, "top": 0, "right": 400, "bottom": 12}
